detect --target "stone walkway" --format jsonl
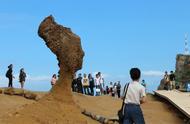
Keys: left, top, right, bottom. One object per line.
{"left": 154, "top": 90, "right": 190, "bottom": 118}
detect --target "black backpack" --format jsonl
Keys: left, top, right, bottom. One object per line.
{"left": 6, "top": 69, "right": 11, "bottom": 78}
{"left": 6, "top": 71, "right": 9, "bottom": 78}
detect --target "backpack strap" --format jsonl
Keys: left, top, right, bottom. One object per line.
{"left": 121, "top": 83, "right": 130, "bottom": 111}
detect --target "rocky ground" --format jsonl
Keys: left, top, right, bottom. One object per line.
{"left": 0, "top": 89, "right": 186, "bottom": 124}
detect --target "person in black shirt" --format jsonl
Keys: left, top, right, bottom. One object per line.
{"left": 117, "top": 81, "right": 121, "bottom": 98}
{"left": 106, "top": 86, "right": 109, "bottom": 94}
{"left": 6, "top": 64, "right": 14, "bottom": 88}
{"left": 169, "top": 71, "right": 175, "bottom": 90}
{"left": 77, "top": 73, "right": 83, "bottom": 94}
{"left": 88, "top": 74, "right": 95, "bottom": 96}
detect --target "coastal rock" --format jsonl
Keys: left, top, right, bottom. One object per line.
{"left": 175, "top": 54, "right": 190, "bottom": 88}
{"left": 38, "top": 15, "right": 84, "bottom": 75}
{"left": 82, "top": 109, "right": 119, "bottom": 124}
{"left": 4, "top": 15, "right": 86, "bottom": 124}
{"left": 4, "top": 88, "right": 14, "bottom": 95}
{"left": 24, "top": 92, "right": 37, "bottom": 100}
{"left": 13, "top": 89, "right": 25, "bottom": 96}
{"left": 157, "top": 79, "right": 166, "bottom": 90}
{"left": 38, "top": 15, "right": 84, "bottom": 100}
{"left": 4, "top": 88, "right": 25, "bottom": 96}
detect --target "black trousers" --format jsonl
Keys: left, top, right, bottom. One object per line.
{"left": 8, "top": 78, "right": 13, "bottom": 87}
{"left": 117, "top": 90, "right": 121, "bottom": 98}
{"left": 89, "top": 87, "right": 94, "bottom": 95}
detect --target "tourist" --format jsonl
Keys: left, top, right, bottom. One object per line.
{"left": 98, "top": 72, "right": 105, "bottom": 95}
{"left": 141, "top": 79, "right": 147, "bottom": 92}
{"left": 117, "top": 81, "right": 121, "bottom": 98}
{"left": 19, "top": 68, "right": 26, "bottom": 89}
{"left": 5, "top": 64, "right": 14, "bottom": 88}
{"left": 88, "top": 74, "right": 95, "bottom": 96}
{"left": 164, "top": 71, "right": 170, "bottom": 90}
{"left": 77, "top": 73, "right": 83, "bottom": 94}
{"left": 106, "top": 86, "right": 109, "bottom": 94}
{"left": 51, "top": 74, "right": 57, "bottom": 86}
{"left": 113, "top": 82, "right": 117, "bottom": 97}
{"left": 95, "top": 74, "right": 101, "bottom": 96}
{"left": 109, "top": 82, "right": 114, "bottom": 97}
{"left": 123, "top": 68, "right": 146, "bottom": 124}
{"left": 141, "top": 79, "right": 146, "bottom": 88}
{"left": 169, "top": 71, "right": 175, "bottom": 90}
{"left": 72, "top": 73, "right": 78, "bottom": 92}
{"left": 82, "top": 73, "right": 90, "bottom": 95}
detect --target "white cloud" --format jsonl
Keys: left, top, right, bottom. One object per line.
{"left": 142, "top": 70, "right": 164, "bottom": 77}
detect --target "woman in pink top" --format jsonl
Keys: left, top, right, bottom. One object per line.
{"left": 51, "top": 74, "right": 57, "bottom": 86}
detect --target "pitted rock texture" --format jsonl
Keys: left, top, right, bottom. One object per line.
{"left": 157, "top": 79, "right": 166, "bottom": 90}
{"left": 38, "top": 15, "right": 84, "bottom": 75}
{"left": 38, "top": 15, "right": 84, "bottom": 100}
{"left": 2, "top": 16, "right": 87, "bottom": 124}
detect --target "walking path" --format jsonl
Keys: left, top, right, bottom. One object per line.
{"left": 154, "top": 90, "right": 190, "bottom": 118}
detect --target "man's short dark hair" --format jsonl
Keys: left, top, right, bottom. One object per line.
{"left": 130, "top": 68, "right": 141, "bottom": 81}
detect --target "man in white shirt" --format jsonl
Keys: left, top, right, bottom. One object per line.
{"left": 123, "top": 68, "right": 146, "bottom": 124}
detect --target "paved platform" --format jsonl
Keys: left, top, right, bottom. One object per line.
{"left": 154, "top": 90, "right": 190, "bottom": 118}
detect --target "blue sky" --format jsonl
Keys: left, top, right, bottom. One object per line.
{"left": 0, "top": 0, "right": 190, "bottom": 91}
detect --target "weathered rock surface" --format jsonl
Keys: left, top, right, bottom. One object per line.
{"left": 4, "top": 88, "right": 16, "bottom": 95}
{"left": 38, "top": 15, "right": 84, "bottom": 75}
{"left": 82, "top": 109, "right": 119, "bottom": 124}
{"left": 38, "top": 15, "right": 84, "bottom": 100}
{"left": 3, "top": 16, "right": 86, "bottom": 124}
{"left": 157, "top": 79, "right": 166, "bottom": 90}
{"left": 1, "top": 88, "right": 40, "bottom": 100}
{"left": 24, "top": 91, "right": 38, "bottom": 100}
{"left": 175, "top": 54, "right": 190, "bottom": 88}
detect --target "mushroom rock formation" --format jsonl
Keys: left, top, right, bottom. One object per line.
{"left": 2, "top": 16, "right": 87, "bottom": 124}
{"left": 38, "top": 15, "right": 84, "bottom": 101}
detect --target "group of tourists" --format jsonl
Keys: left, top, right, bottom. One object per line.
{"left": 163, "top": 71, "right": 176, "bottom": 90}
{"left": 71, "top": 72, "right": 128, "bottom": 98}
{"left": 71, "top": 72, "right": 105, "bottom": 96}
{"left": 5, "top": 64, "right": 27, "bottom": 89}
